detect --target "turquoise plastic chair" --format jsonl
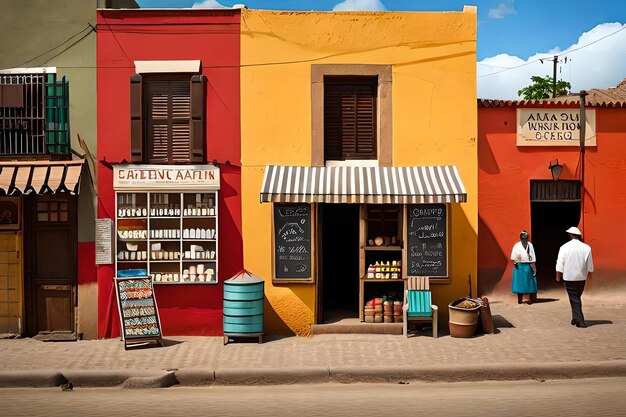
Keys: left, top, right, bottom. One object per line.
{"left": 403, "top": 277, "right": 438, "bottom": 338}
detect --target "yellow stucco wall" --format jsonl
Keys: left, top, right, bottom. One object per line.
{"left": 241, "top": 8, "right": 477, "bottom": 336}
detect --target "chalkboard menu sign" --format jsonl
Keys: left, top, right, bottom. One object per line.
{"left": 406, "top": 204, "right": 447, "bottom": 277}
{"left": 115, "top": 276, "right": 163, "bottom": 349}
{"left": 273, "top": 204, "right": 312, "bottom": 280}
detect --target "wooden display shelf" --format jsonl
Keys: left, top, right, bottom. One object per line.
{"left": 364, "top": 246, "right": 402, "bottom": 251}
{"left": 359, "top": 277, "right": 406, "bottom": 322}
{"left": 360, "top": 278, "right": 404, "bottom": 282}
{"left": 116, "top": 190, "right": 220, "bottom": 284}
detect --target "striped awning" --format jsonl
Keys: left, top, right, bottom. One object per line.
{"left": 0, "top": 159, "right": 84, "bottom": 196}
{"left": 260, "top": 165, "right": 467, "bottom": 204}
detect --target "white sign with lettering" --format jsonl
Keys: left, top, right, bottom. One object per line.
{"left": 113, "top": 165, "right": 220, "bottom": 190}
{"left": 517, "top": 108, "right": 596, "bottom": 147}
{"left": 95, "top": 218, "right": 114, "bottom": 265}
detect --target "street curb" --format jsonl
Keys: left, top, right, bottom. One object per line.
{"left": 2, "top": 361, "right": 626, "bottom": 388}
{"left": 330, "top": 361, "right": 626, "bottom": 383}
{"left": 0, "top": 371, "right": 68, "bottom": 388}
{"left": 213, "top": 367, "right": 330, "bottom": 385}
{"left": 121, "top": 371, "right": 178, "bottom": 389}
{"left": 63, "top": 370, "right": 178, "bottom": 388}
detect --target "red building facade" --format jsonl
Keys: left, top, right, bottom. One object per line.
{"left": 96, "top": 9, "right": 242, "bottom": 338}
{"left": 478, "top": 82, "right": 626, "bottom": 298}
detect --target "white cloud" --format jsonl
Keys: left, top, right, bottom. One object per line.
{"left": 477, "top": 22, "right": 626, "bottom": 99}
{"left": 192, "top": 0, "right": 227, "bottom": 8}
{"left": 332, "top": 0, "right": 386, "bottom": 12}
{"left": 488, "top": 1, "right": 516, "bottom": 19}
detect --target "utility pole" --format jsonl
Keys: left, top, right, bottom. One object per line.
{"left": 540, "top": 55, "right": 569, "bottom": 98}
{"left": 579, "top": 90, "right": 588, "bottom": 235}
{"left": 552, "top": 55, "right": 558, "bottom": 98}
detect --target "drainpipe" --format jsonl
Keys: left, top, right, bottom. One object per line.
{"left": 579, "top": 90, "right": 587, "bottom": 235}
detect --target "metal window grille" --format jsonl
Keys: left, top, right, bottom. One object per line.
{"left": 0, "top": 73, "right": 69, "bottom": 159}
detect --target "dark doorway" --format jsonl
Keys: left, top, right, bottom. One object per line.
{"left": 320, "top": 203, "right": 360, "bottom": 323}
{"left": 531, "top": 201, "right": 580, "bottom": 290}
{"left": 23, "top": 195, "right": 78, "bottom": 337}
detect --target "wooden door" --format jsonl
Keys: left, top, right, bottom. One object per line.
{"left": 24, "top": 195, "right": 77, "bottom": 337}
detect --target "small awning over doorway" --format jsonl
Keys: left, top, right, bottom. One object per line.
{"left": 260, "top": 165, "right": 467, "bottom": 204}
{"left": 0, "top": 159, "right": 84, "bottom": 195}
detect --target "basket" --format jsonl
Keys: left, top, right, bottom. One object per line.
{"left": 479, "top": 296, "right": 495, "bottom": 334}
{"left": 448, "top": 297, "right": 480, "bottom": 338}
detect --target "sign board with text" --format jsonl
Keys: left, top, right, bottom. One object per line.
{"left": 113, "top": 165, "right": 220, "bottom": 190}
{"left": 517, "top": 108, "right": 596, "bottom": 147}
{"left": 273, "top": 204, "right": 312, "bottom": 282}
{"left": 114, "top": 276, "right": 163, "bottom": 349}
{"left": 406, "top": 204, "right": 447, "bottom": 277}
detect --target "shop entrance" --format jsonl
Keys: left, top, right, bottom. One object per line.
{"left": 531, "top": 201, "right": 580, "bottom": 290}
{"left": 23, "top": 195, "right": 78, "bottom": 338}
{"left": 319, "top": 203, "right": 360, "bottom": 323}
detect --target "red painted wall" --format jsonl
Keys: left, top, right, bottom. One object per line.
{"left": 96, "top": 10, "right": 242, "bottom": 337}
{"left": 478, "top": 104, "right": 626, "bottom": 296}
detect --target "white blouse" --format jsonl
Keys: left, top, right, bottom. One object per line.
{"left": 511, "top": 241, "right": 536, "bottom": 263}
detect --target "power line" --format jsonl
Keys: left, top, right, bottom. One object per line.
{"left": 477, "top": 58, "right": 542, "bottom": 78}
{"left": 41, "top": 29, "right": 95, "bottom": 66}
{"left": 10, "top": 25, "right": 93, "bottom": 68}
{"left": 478, "top": 24, "right": 626, "bottom": 78}
{"left": 558, "top": 24, "right": 626, "bottom": 56}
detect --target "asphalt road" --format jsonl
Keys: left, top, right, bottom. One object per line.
{"left": 2, "top": 378, "right": 625, "bottom": 417}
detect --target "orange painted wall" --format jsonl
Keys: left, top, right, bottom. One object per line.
{"left": 478, "top": 105, "right": 626, "bottom": 296}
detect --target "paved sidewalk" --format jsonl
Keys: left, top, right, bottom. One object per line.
{"left": 1, "top": 291, "right": 625, "bottom": 387}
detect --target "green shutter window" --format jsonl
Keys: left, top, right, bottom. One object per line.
{"left": 45, "top": 74, "right": 70, "bottom": 159}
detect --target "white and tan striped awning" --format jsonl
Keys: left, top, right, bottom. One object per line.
{"left": 260, "top": 165, "right": 467, "bottom": 204}
{"left": 0, "top": 159, "right": 84, "bottom": 196}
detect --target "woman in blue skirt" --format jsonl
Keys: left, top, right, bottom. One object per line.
{"left": 510, "top": 230, "right": 537, "bottom": 304}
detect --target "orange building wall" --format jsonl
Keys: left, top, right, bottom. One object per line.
{"left": 478, "top": 105, "right": 626, "bottom": 296}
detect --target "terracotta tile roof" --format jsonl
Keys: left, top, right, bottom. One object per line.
{"left": 478, "top": 78, "right": 626, "bottom": 108}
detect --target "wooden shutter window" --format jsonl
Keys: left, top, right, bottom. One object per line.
{"left": 324, "top": 77, "right": 377, "bottom": 161}
{"left": 190, "top": 75, "right": 205, "bottom": 163}
{"left": 145, "top": 76, "right": 191, "bottom": 164}
{"left": 130, "top": 74, "right": 143, "bottom": 162}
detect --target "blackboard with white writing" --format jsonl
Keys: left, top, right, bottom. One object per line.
{"left": 407, "top": 204, "right": 447, "bottom": 277}
{"left": 274, "top": 204, "right": 311, "bottom": 280}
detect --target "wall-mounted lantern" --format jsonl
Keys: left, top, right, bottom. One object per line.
{"left": 549, "top": 159, "right": 563, "bottom": 181}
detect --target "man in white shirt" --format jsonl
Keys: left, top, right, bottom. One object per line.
{"left": 556, "top": 226, "right": 594, "bottom": 328}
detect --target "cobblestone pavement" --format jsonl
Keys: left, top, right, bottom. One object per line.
{"left": 1, "top": 291, "right": 624, "bottom": 373}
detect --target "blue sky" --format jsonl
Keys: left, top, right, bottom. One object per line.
{"left": 136, "top": 0, "right": 626, "bottom": 99}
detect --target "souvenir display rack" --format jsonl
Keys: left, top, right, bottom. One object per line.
{"left": 115, "top": 191, "right": 218, "bottom": 284}
{"left": 359, "top": 204, "right": 405, "bottom": 321}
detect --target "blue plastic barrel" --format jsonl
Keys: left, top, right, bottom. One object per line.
{"left": 223, "top": 271, "right": 264, "bottom": 344}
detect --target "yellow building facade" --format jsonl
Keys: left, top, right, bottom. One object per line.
{"left": 241, "top": 8, "right": 477, "bottom": 336}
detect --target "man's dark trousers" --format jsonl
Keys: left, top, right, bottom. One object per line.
{"left": 565, "top": 280, "right": 586, "bottom": 324}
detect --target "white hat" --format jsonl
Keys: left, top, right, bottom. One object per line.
{"left": 565, "top": 226, "right": 582, "bottom": 235}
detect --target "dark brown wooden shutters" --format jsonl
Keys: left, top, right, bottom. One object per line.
{"left": 129, "top": 74, "right": 205, "bottom": 164}
{"left": 190, "top": 75, "right": 205, "bottom": 163}
{"left": 324, "top": 77, "right": 377, "bottom": 161}
{"left": 130, "top": 75, "right": 143, "bottom": 162}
